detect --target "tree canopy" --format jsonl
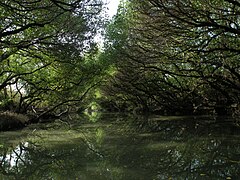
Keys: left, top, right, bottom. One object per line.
{"left": 0, "top": 0, "right": 105, "bottom": 117}
{"left": 100, "top": 0, "right": 240, "bottom": 115}
{"left": 1, "top": 0, "right": 240, "bottom": 121}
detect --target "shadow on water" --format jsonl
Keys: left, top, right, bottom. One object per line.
{"left": 0, "top": 113, "right": 240, "bottom": 179}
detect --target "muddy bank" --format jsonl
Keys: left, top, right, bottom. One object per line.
{"left": 0, "top": 111, "right": 29, "bottom": 131}
{"left": 0, "top": 111, "right": 60, "bottom": 131}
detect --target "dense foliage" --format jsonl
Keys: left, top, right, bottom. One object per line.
{"left": 1, "top": 0, "right": 240, "bottom": 122}
{"left": 100, "top": 0, "right": 240, "bottom": 116}
{"left": 0, "top": 0, "right": 105, "bottom": 117}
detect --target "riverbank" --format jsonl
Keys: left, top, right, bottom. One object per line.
{"left": 0, "top": 110, "right": 69, "bottom": 131}
{"left": 0, "top": 111, "right": 29, "bottom": 131}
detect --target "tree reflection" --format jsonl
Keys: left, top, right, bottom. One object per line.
{"left": 0, "top": 115, "right": 240, "bottom": 179}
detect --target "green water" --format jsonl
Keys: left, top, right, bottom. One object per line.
{"left": 0, "top": 114, "right": 240, "bottom": 180}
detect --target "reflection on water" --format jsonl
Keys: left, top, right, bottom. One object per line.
{"left": 0, "top": 114, "right": 240, "bottom": 179}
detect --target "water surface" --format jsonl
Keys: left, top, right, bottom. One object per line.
{"left": 0, "top": 114, "right": 240, "bottom": 179}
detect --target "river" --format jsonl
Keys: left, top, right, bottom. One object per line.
{"left": 0, "top": 113, "right": 240, "bottom": 179}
